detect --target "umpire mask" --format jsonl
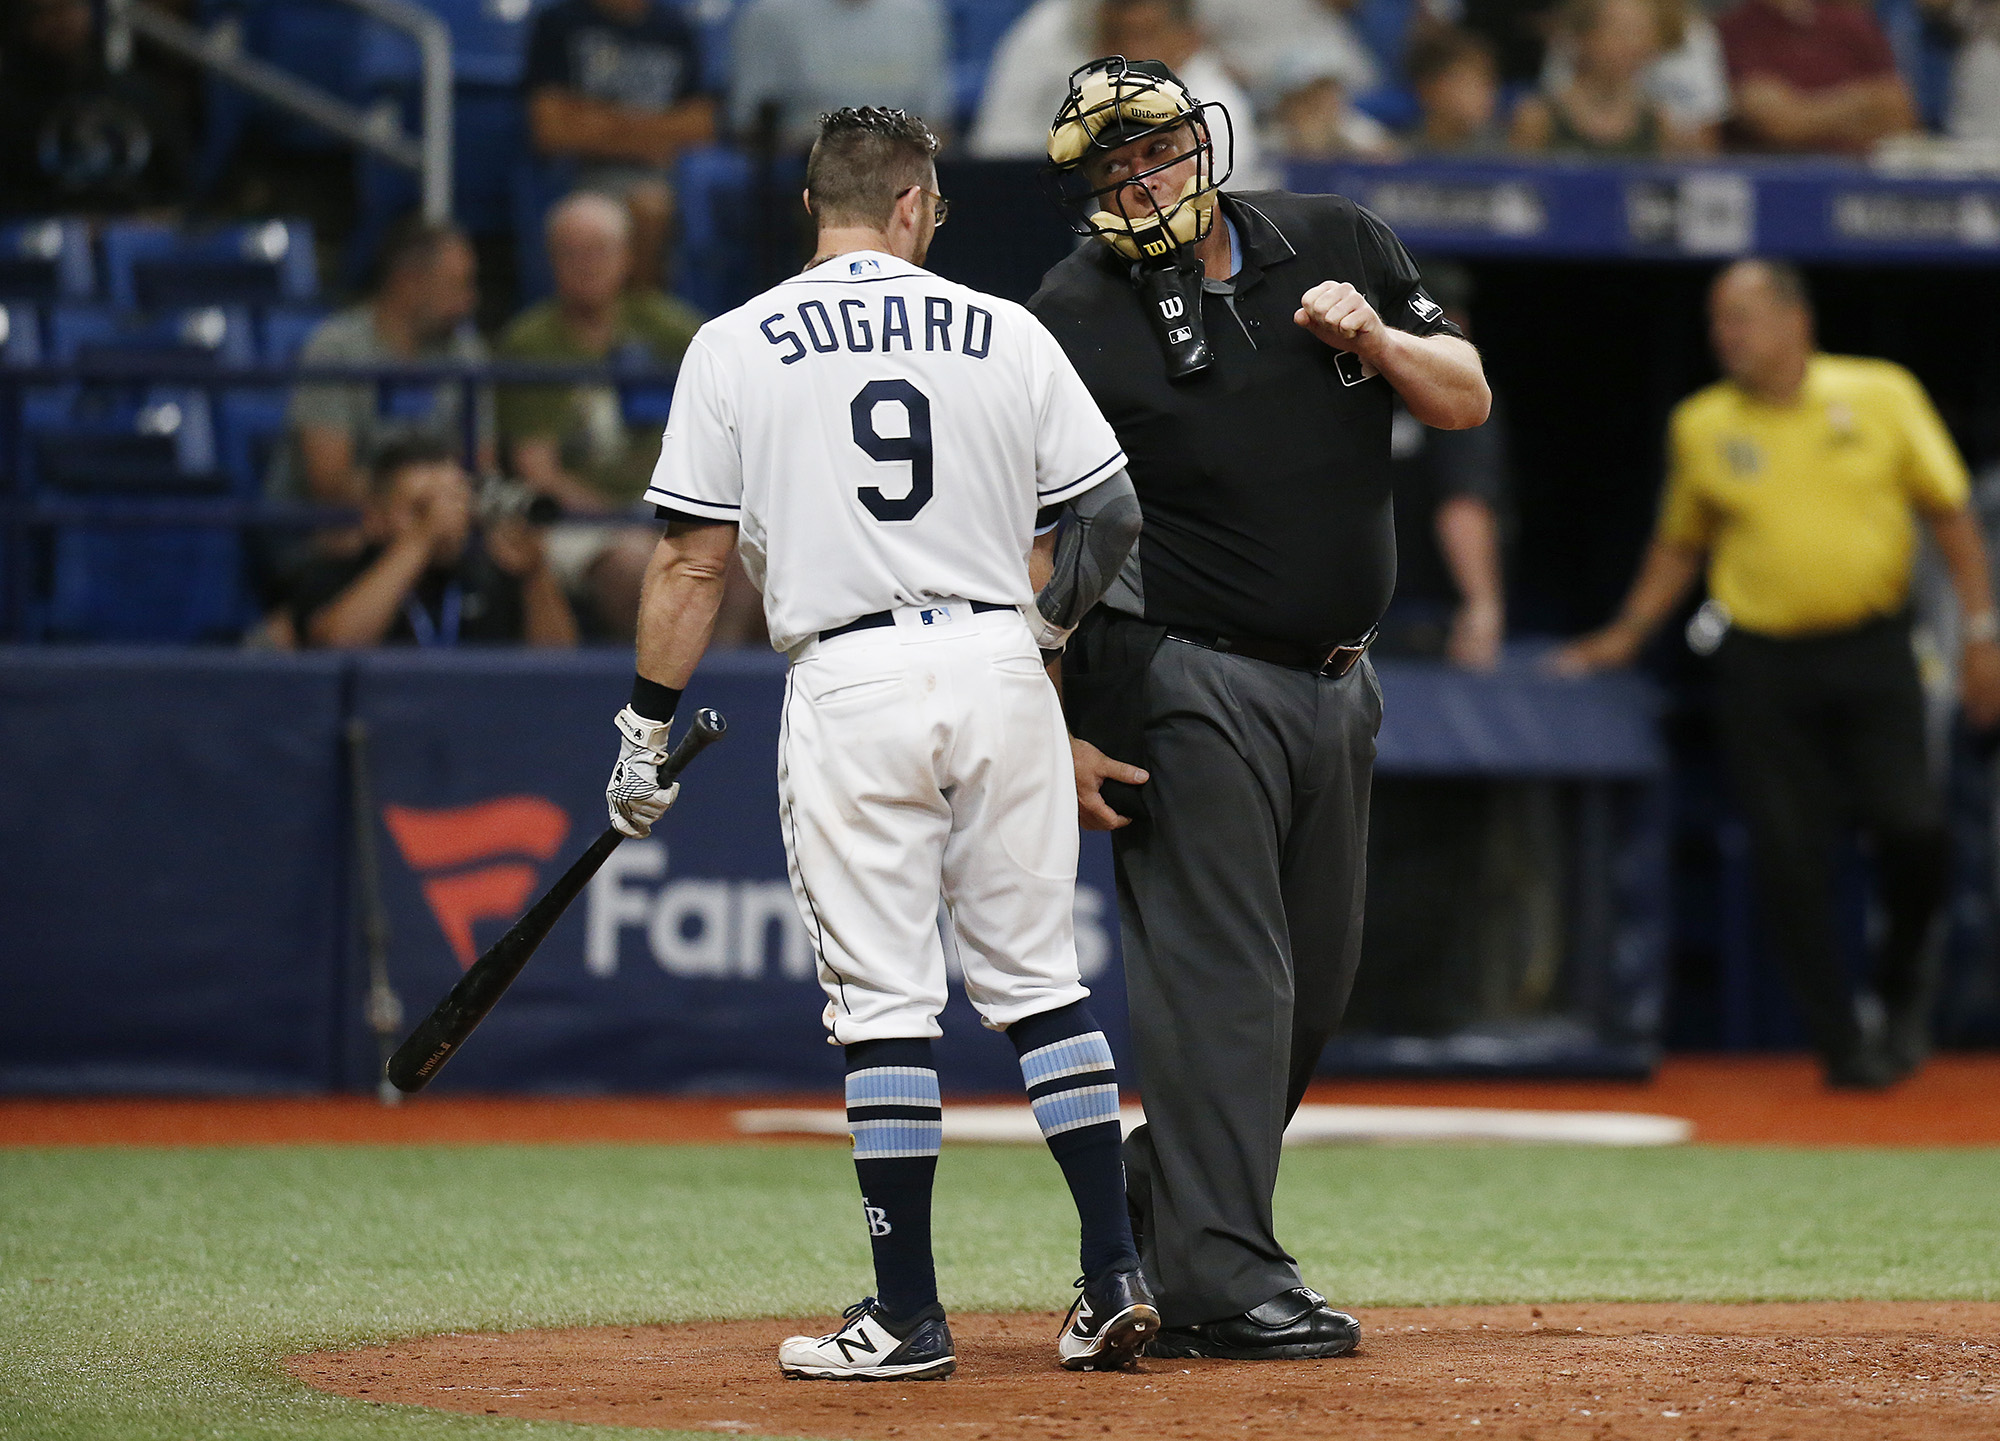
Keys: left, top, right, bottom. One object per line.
{"left": 1044, "top": 57, "right": 1233, "bottom": 382}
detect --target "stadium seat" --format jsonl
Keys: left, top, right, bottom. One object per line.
{"left": 49, "top": 305, "right": 259, "bottom": 369}
{"left": 680, "top": 0, "right": 748, "bottom": 96}
{"left": 44, "top": 523, "right": 249, "bottom": 643}
{"left": 0, "top": 220, "right": 94, "bottom": 303}
{"left": 100, "top": 220, "right": 317, "bottom": 312}
{"left": 0, "top": 303, "right": 42, "bottom": 366}
{"left": 260, "top": 305, "right": 333, "bottom": 365}
{"left": 946, "top": 0, "right": 1034, "bottom": 128}
{"left": 24, "top": 389, "right": 220, "bottom": 494}
{"left": 357, "top": 0, "right": 545, "bottom": 89}
{"left": 673, "top": 144, "right": 793, "bottom": 320}
{"left": 215, "top": 389, "right": 292, "bottom": 498}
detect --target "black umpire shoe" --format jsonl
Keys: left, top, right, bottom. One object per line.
{"left": 1145, "top": 1286, "right": 1360, "bottom": 1361}
{"left": 1058, "top": 1266, "right": 1160, "bottom": 1370}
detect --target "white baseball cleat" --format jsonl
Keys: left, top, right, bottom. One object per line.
{"left": 1058, "top": 1267, "right": 1160, "bottom": 1371}
{"left": 778, "top": 1298, "right": 957, "bottom": 1381}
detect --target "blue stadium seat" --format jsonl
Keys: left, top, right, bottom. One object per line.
{"left": 357, "top": 0, "right": 545, "bottom": 89}
{"left": 100, "top": 220, "right": 317, "bottom": 312}
{"left": 215, "top": 389, "right": 292, "bottom": 498}
{"left": 508, "top": 153, "right": 578, "bottom": 305}
{"left": 0, "top": 220, "right": 94, "bottom": 303}
{"left": 946, "top": 0, "right": 1033, "bottom": 128}
{"left": 1, "top": 303, "right": 43, "bottom": 367}
{"left": 45, "top": 524, "right": 248, "bottom": 643}
{"left": 260, "top": 304, "right": 332, "bottom": 364}
{"left": 49, "top": 304, "right": 258, "bottom": 370}
{"left": 679, "top": 0, "right": 748, "bottom": 96}
{"left": 24, "top": 390, "right": 220, "bottom": 494}
{"left": 673, "top": 144, "right": 778, "bottom": 319}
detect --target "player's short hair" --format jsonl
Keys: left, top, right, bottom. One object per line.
{"left": 375, "top": 213, "right": 469, "bottom": 291}
{"left": 804, "top": 107, "right": 942, "bottom": 231}
{"left": 1407, "top": 26, "right": 1496, "bottom": 87}
{"left": 369, "top": 436, "right": 457, "bottom": 495}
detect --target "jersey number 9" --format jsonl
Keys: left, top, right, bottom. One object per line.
{"left": 851, "top": 379, "right": 933, "bottom": 523}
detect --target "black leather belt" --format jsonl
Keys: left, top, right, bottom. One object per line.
{"left": 819, "top": 600, "right": 1014, "bottom": 643}
{"left": 1164, "top": 624, "right": 1377, "bottom": 678}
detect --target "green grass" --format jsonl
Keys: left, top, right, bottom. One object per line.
{"left": 3, "top": 1143, "right": 1998, "bottom": 1440}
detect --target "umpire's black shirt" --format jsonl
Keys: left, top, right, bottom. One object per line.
{"left": 1029, "top": 190, "right": 1462, "bottom": 649}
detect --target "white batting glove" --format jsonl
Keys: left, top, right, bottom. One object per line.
{"left": 607, "top": 706, "right": 681, "bottom": 838}
{"left": 1024, "top": 605, "right": 1075, "bottom": 653}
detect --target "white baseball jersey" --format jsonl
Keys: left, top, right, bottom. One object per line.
{"left": 643, "top": 250, "right": 1126, "bottom": 652}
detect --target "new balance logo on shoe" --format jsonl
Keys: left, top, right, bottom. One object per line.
{"left": 778, "top": 1298, "right": 956, "bottom": 1382}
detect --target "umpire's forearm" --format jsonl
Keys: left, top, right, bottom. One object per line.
{"left": 634, "top": 531, "right": 731, "bottom": 688}
{"left": 1379, "top": 332, "right": 1491, "bottom": 431}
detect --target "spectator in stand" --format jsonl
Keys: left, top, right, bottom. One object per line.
{"left": 1543, "top": 0, "right": 1730, "bottom": 147}
{"left": 0, "top": 0, "right": 189, "bottom": 214}
{"left": 289, "top": 440, "right": 577, "bottom": 649}
{"left": 1555, "top": 260, "right": 2000, "bottom": 1088}
{"left": 973, "top": 0, "right": 1270, "bottom": 186}
{"left": 271, "top": 218, "right": 494, "bottom": 509}
{"left": 1406, "top": 27, "right": 1507, "bottom": 153}
{"left": 498, "top": 193, "right": 702, "bottom": 639}
{"left": 1198, "top": 0, "right": 1379, "bottom": 110}
{"left": 523, "top": 0, "right": 715, "bottom": 292}
{"left": 1719, "top": 0, "right": 1915, "bottom": 154}
{"left": 1917, "top": 0, "right": 2000, "bottom": 142}
{"left": 1265, "top": 55, "right": 1397, "bottom": 158}
{"left": 728, "top": 0, "right": 951, "bottom": 153}
{"left": 1510, "top": 0, "right": 1708, "bottom": 155}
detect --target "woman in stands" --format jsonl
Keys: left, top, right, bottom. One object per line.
{"left": 1509, "top": 0, "right": 1712, "bottom": 157}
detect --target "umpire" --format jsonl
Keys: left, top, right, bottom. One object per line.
{"left": 1558, "top": 259, "right": 2000, "bottom": 1088}
{"left": 1030, "top": 58, "right": 1490, "bottom": 1358}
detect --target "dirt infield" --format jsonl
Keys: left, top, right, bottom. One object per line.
{"left": 289, "top": 1301, "right": 2000, "bottom": 1439}
{"left": 8, "top": 1054, "right": 2000, "bottom": 1148}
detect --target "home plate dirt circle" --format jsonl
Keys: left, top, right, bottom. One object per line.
{"left": 289, "top": 1302, "right": 2000, "bottom": 1440}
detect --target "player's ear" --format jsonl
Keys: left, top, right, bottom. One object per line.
{"left": 801, "top": 189, "right": 814, "bottom": 220}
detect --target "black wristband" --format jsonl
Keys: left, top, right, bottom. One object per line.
{"left": 630, "top": 676, "right": 683, "bottom": 724}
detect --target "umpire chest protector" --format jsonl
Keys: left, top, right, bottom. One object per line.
{"left": 1029, "top": 190, "right": 1462, "bottom": 650}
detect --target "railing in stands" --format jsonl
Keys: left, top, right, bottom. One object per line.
{"left": 103, "top": 0, "right": 455, "bottom": 223}
{"left": 0, "top": 358, "right": 677, "bottom": 641}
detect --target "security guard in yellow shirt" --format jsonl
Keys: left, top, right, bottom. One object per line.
{"left": 1558, "top": 259, "right": 2000, "bottom": 1088}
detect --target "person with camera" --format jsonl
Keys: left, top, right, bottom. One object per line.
{"left": 289, "top": 440, "right": 578, "bottom": 649}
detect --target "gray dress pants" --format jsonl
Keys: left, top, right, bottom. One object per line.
{"left": 1064, "top": 609, "right": 1381, "bottom": 1327}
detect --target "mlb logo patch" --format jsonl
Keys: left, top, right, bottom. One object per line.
{"left": 919, "top": 607, "right": 953, "bottom": 626}
{"left": 850, "top": 257, "right": 882, "bottom": 275}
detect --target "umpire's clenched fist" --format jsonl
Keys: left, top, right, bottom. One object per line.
{"left": 1295, "top": 281, "right": 1383, "bottom": 357}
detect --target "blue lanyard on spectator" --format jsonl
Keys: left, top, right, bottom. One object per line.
{"left": 404, "top": 582, "right": 462, "bottom": 647}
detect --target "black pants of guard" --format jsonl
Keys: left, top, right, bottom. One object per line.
{"left": 1712, "top": 616, "right": 1948, "bottom": 1070}
{"left": 1063, "top": 609, "right": 1382, "bottom": 1328}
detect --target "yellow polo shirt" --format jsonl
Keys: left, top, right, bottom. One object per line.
{"left": 1658, "top": 355, "right": 1970, "bottom": 638}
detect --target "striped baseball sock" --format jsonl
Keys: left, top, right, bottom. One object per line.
{"left": 844, "top": 1038, "right": 943, "bottom": 1324}
{"left": 1009, "top": 1001, "right": 1139, "bottom": 1280}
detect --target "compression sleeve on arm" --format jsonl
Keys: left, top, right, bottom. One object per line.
{"left": 1033, "top": 469, "right": 1141, "bottom": 641}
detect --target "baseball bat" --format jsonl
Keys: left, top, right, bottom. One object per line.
{"left": 386, "top": 707, "right": 729, "bottom": 1093}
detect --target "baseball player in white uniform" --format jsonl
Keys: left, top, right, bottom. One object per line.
{"left": 602, "top": 107, "right": 1155, "bottom": 1379}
